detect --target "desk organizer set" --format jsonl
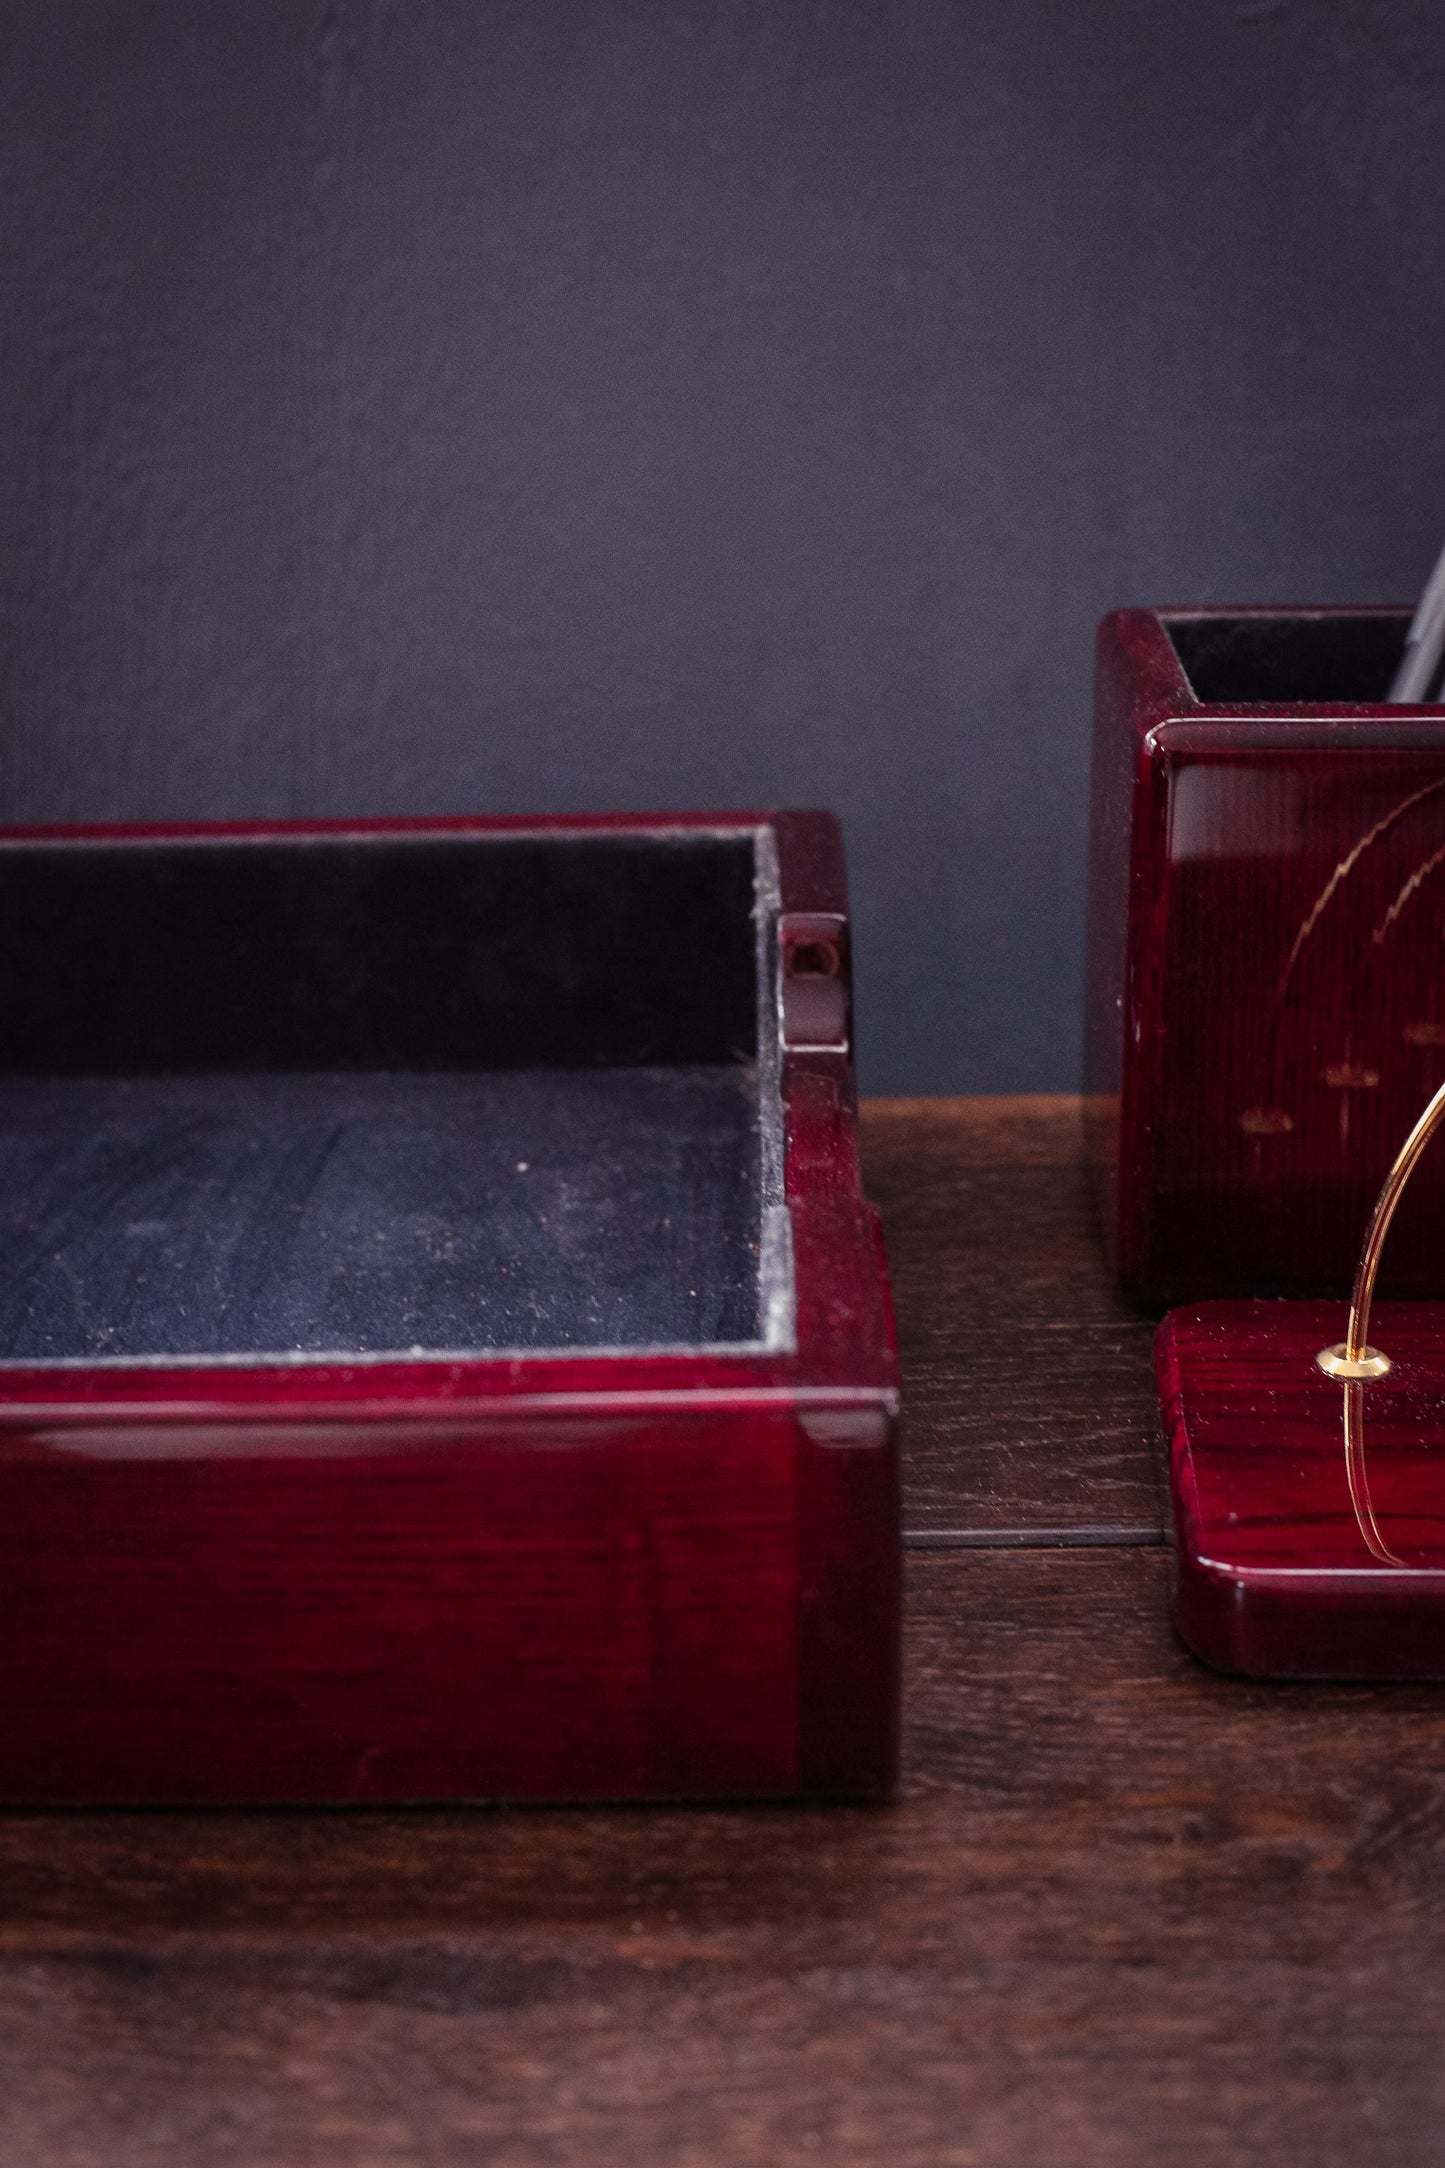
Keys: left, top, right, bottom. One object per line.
{"left": 1088, "top": 606, "right": 1445, "bottom": 1677}
{"left": 0, "top": 811, "right": 899, "bottom": 1803}
{"left": 12, "top": 605, "right": 1445, "bottom": 1804}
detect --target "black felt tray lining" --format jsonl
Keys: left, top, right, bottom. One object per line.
{"left": 0, "top": 827, "right": 789, "bottom": 1365}
{"left": 0, "top": 1067, "right": 765, "bottom": 1362}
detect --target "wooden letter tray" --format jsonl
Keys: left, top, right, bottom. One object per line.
{"left": 0, "top": 812, "right": 899, "bottom": 1802}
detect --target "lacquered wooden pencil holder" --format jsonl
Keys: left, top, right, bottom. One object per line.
{"left": 1087, "top": 606, "right": 1445, "bottom": 1301}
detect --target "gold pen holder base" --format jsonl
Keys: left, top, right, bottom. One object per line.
{"left": 1315, "top": 1342, "right": 1392, "bottom": 1381}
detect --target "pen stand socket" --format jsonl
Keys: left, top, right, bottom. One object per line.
{"left": 1159, "top": 1298, "right": 1445, "bottom": 1678}
{"left": 1159, "top": 1074, "right": 1445, "bottom": 1680}
{"left": 1087, "top": 605, "right": 1445, "bottom": 1303}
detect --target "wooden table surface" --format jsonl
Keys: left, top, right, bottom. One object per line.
{"left": 5, "top": 1097, "right": 1444, "bottom": 2167}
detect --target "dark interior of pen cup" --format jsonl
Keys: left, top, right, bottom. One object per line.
{"left": 1165, "top": 612, "right": 1412, "bottom": 705}
{"left": 0, "top": 831, "right": 780, "bottom": 1362}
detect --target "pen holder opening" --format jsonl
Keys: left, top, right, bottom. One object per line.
{"left": 1164, "top": 612, "right": 1408, "bottom": 705}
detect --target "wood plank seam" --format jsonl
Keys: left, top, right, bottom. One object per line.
{"left": 904, "top": 1525, "right": 1165, "bottom": 1548}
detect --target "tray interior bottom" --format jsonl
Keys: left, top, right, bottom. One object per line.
{"left": 0, "top": 1067, "right": 763, "bottom": 1362}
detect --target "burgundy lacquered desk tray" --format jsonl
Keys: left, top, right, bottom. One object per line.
{"left": 1087, "top": 606, "right": 1445, "bottom": 1301}
{"left": 1160, "top": 1301, "right": 1445, "bottom": 1678}
{"left": 0, "top": 811, "right": 899, "bottom": 1804}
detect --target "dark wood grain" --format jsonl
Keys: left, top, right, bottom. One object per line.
{"left": 5, "top": 1549, "right": 1445, "bottom": 2166}
{"left": 859, "top": 1095, "right": 1164, "bottom": 1535}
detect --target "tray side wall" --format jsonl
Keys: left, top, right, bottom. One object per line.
{"left": 0, "top": 1399, "right": 897, "bottom": 1803}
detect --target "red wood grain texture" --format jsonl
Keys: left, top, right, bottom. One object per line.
{"left": 1159, "top": 1298, "right": 1445, "bottom": 1677}
{"left": 0, "top": 812, "right": 899, "bottom": 1804}
{"left": 1086, "top": 606, "right": 1445, "bottom": 1301}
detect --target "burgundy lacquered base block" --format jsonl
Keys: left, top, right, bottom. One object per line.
{"left": 1159, "top": 1300, "right": 1445, "bottom": 1677}
{"left": 0, "top": 810, "right": 899, "bottom": 1804}
{"left": 1087, "top": 607, "right": 1445, "bottom": 1301}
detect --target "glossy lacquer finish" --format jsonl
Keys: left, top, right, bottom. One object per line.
{"left": 1086, "top": 607, "right": 1445, "bottom": 1300}
{"left": 0, "top": 811, "right": 899, "bottom": 1804}
{"left": 1159, "top": 1300, "right": 1445, "bottom": 1677}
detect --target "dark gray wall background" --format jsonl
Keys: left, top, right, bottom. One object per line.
{"left": 3, "top": 1, "right": 1443, "bottom": 1091}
